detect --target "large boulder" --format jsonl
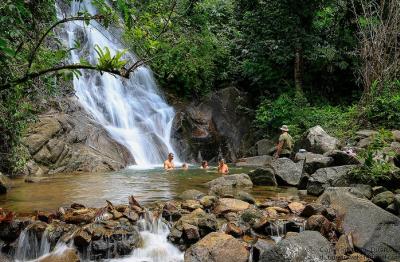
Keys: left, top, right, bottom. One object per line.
{"left": 247, "top": 168, "right": 277, "bottom": 186}
{"left": 21, "top": 97, "right": 134, "bottom": 175}
{"left": 184, "top": 232, "right": 249, "bottom": 262}
{"left": 301, "top": 152, "right": 334, "bottom": 174}
{"left": 298, "top": 126, "right": 339, "bottom": 154}
{"left": 307, "top": 165, "right": 356, "bottom": 196}
{"left": 318, "top": 187, "right": 400, "bottom": 261}
{"left": 324, "top": 150, "right": 360, "bottom": 166}
{"left": 179, "top": 190, "right": 206, "bottom": 201}
{"left": 206, "top": 174, "right": 253, "bottom": 190}
{"left": 236, "top": 155, "right": 273, "bottom": 167}
{"left": 213, "top": 198, "right": 250, "bottom": 215}
{"left": 259, "top": 231, "right": 335, "bottom": 262}
{"left": 270, "top": 158, "right": 303, "bottom": 186}
{"left": 172, "top": 87, "right": 254, "bottom": 163}
{"left": 371, "top": 191, "right": 394, "bottom": 209}
{"left": 255, "top": 139, "right": 275, "bottom": 156}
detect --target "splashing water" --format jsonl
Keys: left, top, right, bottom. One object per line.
{"left": 58, "top": 0, "right": 180, "bottom": 168}
{"left": 109, "top": 212, "right": 183, "bottom": 262}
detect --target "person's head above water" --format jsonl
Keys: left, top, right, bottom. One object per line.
{"left": 167, "top": 153, "right": 174, "bottom": 161}
{"left": 219, "top": 159, "right": 225, "bottom": 165}
{"left": 201, "top": 161, "right": 208, "bottom": 168}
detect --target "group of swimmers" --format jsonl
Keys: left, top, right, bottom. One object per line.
{"left": 163, "top": 153, "right": 229, "bottom": 174}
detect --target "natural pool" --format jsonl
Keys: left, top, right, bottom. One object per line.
{"left": 0, "top": 166, "right": 314, "bottom": 213}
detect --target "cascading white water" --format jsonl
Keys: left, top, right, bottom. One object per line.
{"left": 60, "top": 0, "right": 180, "bottom": 167}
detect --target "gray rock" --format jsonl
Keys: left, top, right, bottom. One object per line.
{"left": 184, "top": 232, "right": 249, "bottom": 262}
{"left": 256, "top": 139, "right": 275, "bottom": 156}
{"left": 357, "top": 137, "right": 373, "bottom": 148}
{"left": 259, "top": 231, "right": 335, "bottom": 262}
{"left": 318, "top": 187, "right": 400, "bottom": 261}
{"left": 247, "top": 168, "right": 277, "bottom": 186}
{"left": 179, "top": 190, "right": 206, "bottom": 200}
{"left": 372, "top": 186, "right": 388, "bottom": 195}
{"left": 298, "top": 126, "right": 339, "bottom": 154}
{"left": 349, "top": 184, "right": 372, "bottom": 199}
{"left": 236, "top": 155, "right": 273, "bottom": 167}
{"left": 371, "top": 191, "right": 394, "bottom": 209}
{"left": 235, "top": 191, "right": 256, "bottom": 204}
{"left": 356, "top": 130, "right": 378, "bottom": 138}
{"left": 307, "top": 165, "right": 356, "bottom": 196}
{"left": 270, "top": 158, "right": 303, "bottom": 186}
{"left": 393, "top": 130, "right": 400, "bottom": 142}
{"left": 324, "top": 150, "right": 360, "bottom": 166}
{"left": 173, "top": 87, "right": 253, "bottom": 163}
{"left": 21, "top": 97, "right": 134, "bottom": 175}
{"left": 394, "top": 194, "right": 400, "bottom": 212}
{"left": 302, "top": 152, "right": 334, "bottom": 174}
{"left": 206, "top": 174, "right": 253, "bottom": 189}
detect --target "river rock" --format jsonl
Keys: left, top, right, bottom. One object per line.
{"left": 21, "top": 96, "right": 134, "bottom": 175}
{"left": 206, "top": 174, "right": 253, "bottom": 190}
{"left": 255, "top": 139, "right": 275, "bottom": 156}
{"left": 259, "top": 230, "right": 335, "bottom": 262}
{"left": 288, "top": 202, "right": 305, "bottom": 215}
{"left": 0, "top": 173, "right": 11, "bottom": 194}
{"left": 169, "top": 209, "right": 218, "bottom": 246}
{"left": 307, "top": 165, "right": 356, "bottom": 196}
{"left": 0, "top": 218, "right": 31, "bottom": 242}
{"left": 300, "top": 203, "right": 327, "bottom": 218}
{"left": 298, "top": 125, "right": 340, "bottom": 154}
{"left": 305, "top": 215, "right": 335, "bottom": 240}
{"left": 356, "top": 130, "right": 378, "bottom": 138}
{"left": 394, "top": 194, "right": 400, "bottom": 212}
{"left": 235, "top": 191, "right": 256, "bottom": 204}
{"left": 184, "top": 232, "right": 249, "bottom": 262}
{"left": 393, "top": 130, "right": 400, "bottom": 142}
{"left": 173, "top": 87, "right": 253, "bottom": 163}
{"left": 37, "top": 248, "right": 80, "bottom": 262}
{"left": 180, "top": 190, "right": 206, "bottom": 201}
{"left": 247, "top": 168, "right": 277, "bottom": 186}
{"left": 270, "top": 158, "right": 303, "bottom": 186}
{"left": 371, "top": 191, "right": 394, "bottom": 209}
{"left": 324, "top": 150, "right": 360, "bottom": 166}
{"left": 199, "top": 196, "right": 217, "bottom": 208}
{"left": 349, "top": 184, "right": 372, "bottom": 199}
{"left": 213, "top": 198, "right": 250, "bottom": 215}
{"left": 335, "top": 234, "right": 354, "bottom": 260}
{"left": 236, "top": 155, "right": 273, "bottom": 167}
{"left": 302, "top": 153, "right": 334, "bottom": 174}
{"left": 318, "top": 187, "right": 400, "bottom": 261}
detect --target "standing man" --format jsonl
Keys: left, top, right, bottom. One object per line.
{"left": 274, "top": 125, "right": 294, "bottom": 159}
{"left": 164, "top": 153, "right": 175, "bottom": 170}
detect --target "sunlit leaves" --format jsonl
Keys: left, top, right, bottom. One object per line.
{"left": 94, "top": 44, "right": 127, "bottom": 72}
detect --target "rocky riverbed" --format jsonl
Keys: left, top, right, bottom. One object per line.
{"left": 0, "top": 170, "right": 399, "bottom": 261}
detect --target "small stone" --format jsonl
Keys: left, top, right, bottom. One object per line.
{"left": 288, "top": 202, "right": 305, "bottom": 215}
{"left": 335, "top": 234, "right": 354, "bottom": 259}
{"left": 371, "top": 191, "right": 394, "bottom": 209}
{"left": 225, "top": 222, "right": 243, "bottom": 237}
{"left": 179, "top": 189, "right": 205, "bottom": 200}
{"left": 305, "top": 214, "right": 335, "bottom": 240}
{"left": 71, "top": 203, "right": 86, "bottom": 209}
{"left": 270, "top": 206, "right": 289, "bottom": 214}
{"left": 321, "top": 207, "right": 336, "bottom": 221}
{"left": 183, "top": 223, "right": 200, "bottom": 241}
{"left": 181, "top": 200, "right": 202, "bottom": 211}
{"left": 236, "top": 191, "right": 256, "bottom": 204}
{"left": 372, "top": 186, "right": 387, "bottom": 195}
{"left": 300, "top": 203, "right": 326, "bottom": 217}
{"left": 199, "top": 195, "right": 217, "bottom": 208}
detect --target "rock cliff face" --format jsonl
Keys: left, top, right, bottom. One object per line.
{"left": 172, "top": 87, "right": 254, "bottom": 163}
{"left": 22, "top": 96, "right": 134, "bottom": 176}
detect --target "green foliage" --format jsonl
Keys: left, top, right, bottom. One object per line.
{"left": 255, "top": 91, "right": 358, "bottom": 139}
{"left": 349, "top": 130, "right": 396, "bottom": 184}
{"left": 362, "top": 80, "right": 400, "bottom": 129}
{"left": 94, "top": 45, "right": 127, "bottom": 72}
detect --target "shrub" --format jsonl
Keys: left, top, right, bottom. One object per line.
{"left": 255, "top": 91, "right": 357, "bottom": 139}
{"left": 348, "top": 129, "right": 397, "bottom": 185}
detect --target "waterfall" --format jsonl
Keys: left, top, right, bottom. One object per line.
{"left": 110, "top": 212, "right": 183, "bottom": 262}
{"left": 58, "top": 0, "right": 180, "bottom": 167}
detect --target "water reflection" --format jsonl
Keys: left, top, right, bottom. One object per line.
{"left": 0, "top": 167, "right": 313, "bottom": 213}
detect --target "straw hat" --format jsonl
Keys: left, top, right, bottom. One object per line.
{"left": 280, "top": 125, "right": 289, "bottom": 132}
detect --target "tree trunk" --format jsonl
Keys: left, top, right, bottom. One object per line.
{"left": 294, "top": 47, "right": 303, "bottom": 92}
